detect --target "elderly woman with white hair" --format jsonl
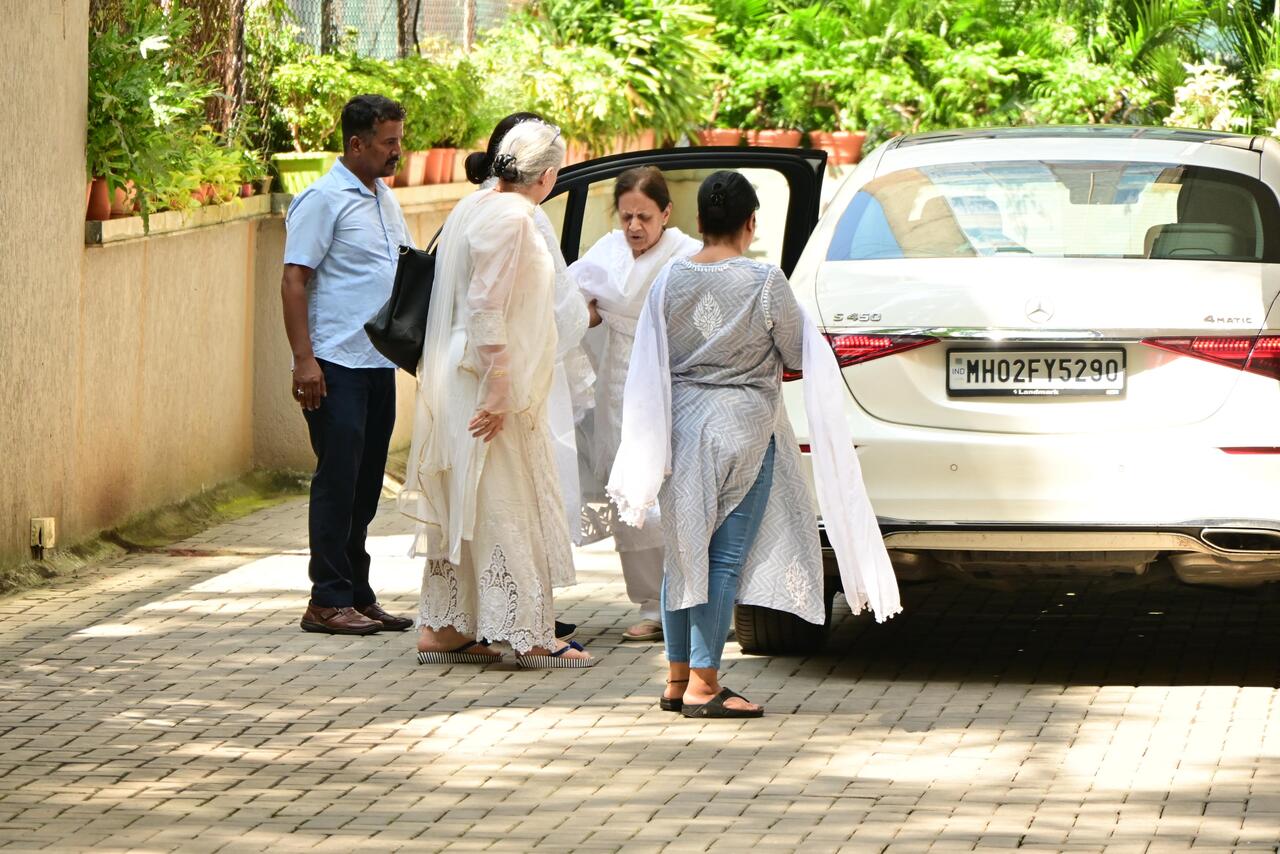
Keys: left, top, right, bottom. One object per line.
{"left": 400, "top": 115, "right": 594, "bottom": 668}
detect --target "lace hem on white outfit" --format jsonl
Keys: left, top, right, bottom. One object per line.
{"left": 398, "top": 188, "right": 575, "bottom": 653}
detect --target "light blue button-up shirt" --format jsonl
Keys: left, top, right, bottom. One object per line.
{"left": 284, "top": 159, "right": 413, "bottom": 369}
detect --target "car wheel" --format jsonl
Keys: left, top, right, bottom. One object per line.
{"left": 734, "top": 579, "right": 836, "bottom": 656}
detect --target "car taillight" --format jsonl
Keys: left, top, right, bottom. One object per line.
{"left": 1141, "top": 335, "right": 1280, "bottom": 380}
{"left": 783, "top": 334, "right": 938, "bottom": 381}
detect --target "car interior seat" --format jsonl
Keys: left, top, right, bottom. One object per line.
{"left": 1145, "top": 173, "right": 1259, "bottom": 259}
{"left": 1147, "top": 222, "right": 1247, "bottom": 258}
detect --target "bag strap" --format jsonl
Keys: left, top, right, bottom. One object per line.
{"left": 398, "top": 226, "right": 443, "bottom": 259}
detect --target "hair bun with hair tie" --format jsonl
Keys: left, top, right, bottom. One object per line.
{"left": 708, "top": 188, "right": 727, "bottom": 207}
{"left": 493, "top": 153, "right": 519, "bottom": 182}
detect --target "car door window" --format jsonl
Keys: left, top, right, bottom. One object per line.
{"left": 565, "top": 167, "right": 792, "bottom": 267}
{"left": 548, "top": 148, "right": 825, "bottom": 275}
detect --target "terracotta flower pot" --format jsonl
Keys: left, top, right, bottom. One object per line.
{"left": 423, "top": 148, "right": 448, "bottom": 184}
{"left": 396, "top": 151, "right": 428, "bottom": 186}
{"left": 240, "top": 182, "right": 255, "bottom": 198}
{"left": 808, "top": 130, "right": 838, "bottom": 163}
{"left": 87, "top": 178, "right": 112, "bottom": 221}
{"left": 747, "top": 129, "right": 802, "bottom": 148}
{"left": 109, "top": 180, "right": 136, "bottom": 217}
{"left": 697, "top": 128, "right": 741, "bottom": 146}
{"left": 433, "top": 147, "right": 456, "bottom": 183}
{"left": 832, "top": 130, "right": 867, "bottom": 165}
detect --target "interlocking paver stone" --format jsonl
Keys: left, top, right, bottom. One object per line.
{"left": 0, "top": 496, "right": 1279, "bottom": 852}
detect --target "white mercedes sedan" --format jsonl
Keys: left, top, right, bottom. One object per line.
{"left": 786, "top": 127, "right": 1280, "bottom": 600}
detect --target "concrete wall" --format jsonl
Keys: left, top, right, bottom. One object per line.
{"left": 76, "top": 222, "right": 258, "bottom": 533}
{"left": 0, "top": 0, "right": 469, "bottom": 567}
{"left": 1, "top": 2, "right": 90, "bottom": 564}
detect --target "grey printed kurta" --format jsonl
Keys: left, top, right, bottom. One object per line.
{"left": 657, "top": 257, "right": 828, "bottom": 625}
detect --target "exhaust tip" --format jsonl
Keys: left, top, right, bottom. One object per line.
{"left": 1201, "top": 527, "right": 1280, "bottom": 554}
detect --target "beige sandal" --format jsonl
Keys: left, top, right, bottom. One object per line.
{"left": 622, "top": 619, "right": 663, "bottom": 642}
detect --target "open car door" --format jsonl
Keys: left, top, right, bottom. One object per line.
{"left": 543, "top": 146, "right": 827, "bottom": 276}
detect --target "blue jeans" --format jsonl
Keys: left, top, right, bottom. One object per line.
{"left": 663, "top": 439, "right": 776, "bottom": 670}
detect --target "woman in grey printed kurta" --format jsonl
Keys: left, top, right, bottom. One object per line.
{"left": 650, "top": 172, "right": 826, "bottom": 718}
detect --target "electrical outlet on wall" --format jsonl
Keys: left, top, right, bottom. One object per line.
{"left": 30, "top": 517, "right": 56, "bottom": 550}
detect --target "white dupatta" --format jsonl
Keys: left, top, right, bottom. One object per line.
{"left": 606, "top": 267, "right": 902, "bottom": 623}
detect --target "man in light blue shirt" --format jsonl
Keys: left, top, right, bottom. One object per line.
{"left": 282, "top": 94, "right": 415, "bottom": 636}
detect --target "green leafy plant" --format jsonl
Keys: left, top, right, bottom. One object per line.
{"left": 238, "top": 0, "right": 304, "bottom": 156}
{"left": 271, "top": 37, "right": 388, "bottom": 153}
{"left": 1164, "top": 61, "right": 1249, "bottom": 130}
{"left": 474, "top": 0, "right": 719, "bottom": 149}
{"left": 87, "top": 0, "right": 215, "bottom": 225}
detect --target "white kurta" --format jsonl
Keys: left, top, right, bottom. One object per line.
{"left": 607, "top": 258, "right": 902, "bottom": 625}
{"left": 399, "top": 188, "right": 575, "bottom": 653}
{"left": 569, "top": 228, "right": 701, "bottom": 551}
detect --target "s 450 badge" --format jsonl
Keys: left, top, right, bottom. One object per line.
{"left": 830, "top": 311, "right": 882, "bottom": 323}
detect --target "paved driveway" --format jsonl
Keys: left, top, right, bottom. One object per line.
{"left": 0, "top": 498, "right": 1278, "bottom": 852}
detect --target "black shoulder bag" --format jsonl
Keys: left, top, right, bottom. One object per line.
{"left": 364, "top": 228, "right": 441, "bottom": 374}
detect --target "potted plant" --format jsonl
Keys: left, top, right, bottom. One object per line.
{"left": 270, "top": 52, "right": 359, "bottom": 193}
{"left": 696, "top": 84, "right": 741, "bottom": 146}
{"left": 424, "top": 57, "right": 489, "bottom": 184}
{"left": 388, "top": 54, "right": 438, "bottom": 186}
{"left": 86, "top": 0, "right": 211, "bottom": 225}
{"left": 719, "top": 50, "right": 805, "bottom": 148}
{"left": 238, "top": 149, "right": 270, "bottom": 197}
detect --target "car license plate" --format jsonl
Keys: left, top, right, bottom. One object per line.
{"left": 947, "top": 349, "right": 1126, "bottom": 397}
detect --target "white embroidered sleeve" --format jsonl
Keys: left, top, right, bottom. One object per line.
{"left": 467, "top": 310, "right": 506, "bottom": 347}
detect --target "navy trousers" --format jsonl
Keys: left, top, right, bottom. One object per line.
{"left": 302, "top": 359, "right": 396, "bottom": 608}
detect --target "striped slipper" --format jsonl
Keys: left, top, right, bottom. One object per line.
{"left": 416, "top": 640, "right": 500, "bottom": 665}
{"left": 515, "top": 640, "right": 597, "bottom": 669}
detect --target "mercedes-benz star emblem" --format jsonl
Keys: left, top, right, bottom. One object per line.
{"left": 1025, "top": 297, "right": 1055, "bottom": 323}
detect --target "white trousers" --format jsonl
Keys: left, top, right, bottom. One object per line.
{"left": 619, "top": 546, "right": 663, "bottom": 621}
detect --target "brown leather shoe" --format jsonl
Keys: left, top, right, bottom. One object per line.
{"left": 300, "top": 604, "right": 382, "bottom": 635}
{"left": 358, "top": 602, "right": 413, "bottom": 632}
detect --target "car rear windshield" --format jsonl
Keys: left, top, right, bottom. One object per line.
{"left": 826, "top": 161, "right": 1278, "bottom": 263}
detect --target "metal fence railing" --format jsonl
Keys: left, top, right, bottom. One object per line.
{"left": 285, "top": 0, "right": 517, "bottom": 56}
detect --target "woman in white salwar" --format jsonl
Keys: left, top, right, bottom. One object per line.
{"left": 399, "top": 117, "right": 594, "bottom": 668}
{"left": 608, "top": 171, "right": 901, "bottom": 717}
{"left": 570, "top": 167, "right": 701, "bottom": 641}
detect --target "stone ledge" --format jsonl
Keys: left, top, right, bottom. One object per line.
{"left": 271, "top": 180, "right": 473, "bottom": 216}
{"left": 86, "top": 193, "right": 274, "bottom": 246}
{"left": 86, "top": 181, "right": 474, "bottom": 247}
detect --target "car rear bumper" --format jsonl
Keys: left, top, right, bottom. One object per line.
{"left": 792, "top": 425, "right": 1280, "bottom": 524}
{"left": 818, "top": 519, "right": 1280, "bottom": 585}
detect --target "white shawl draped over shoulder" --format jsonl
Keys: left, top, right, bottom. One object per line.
{"left": 569, "top": 227, "right": 700, "bottom": 485}
{"left": 606, "top": 264, "right": 902, "bottom": 623}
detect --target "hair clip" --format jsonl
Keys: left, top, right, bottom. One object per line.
{"left": 493, "top": 153, "right": 519, "bottom": 180}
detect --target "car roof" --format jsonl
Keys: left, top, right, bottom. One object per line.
{"left": 889, "top": 125, "right": 1260, "bottom": 150}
